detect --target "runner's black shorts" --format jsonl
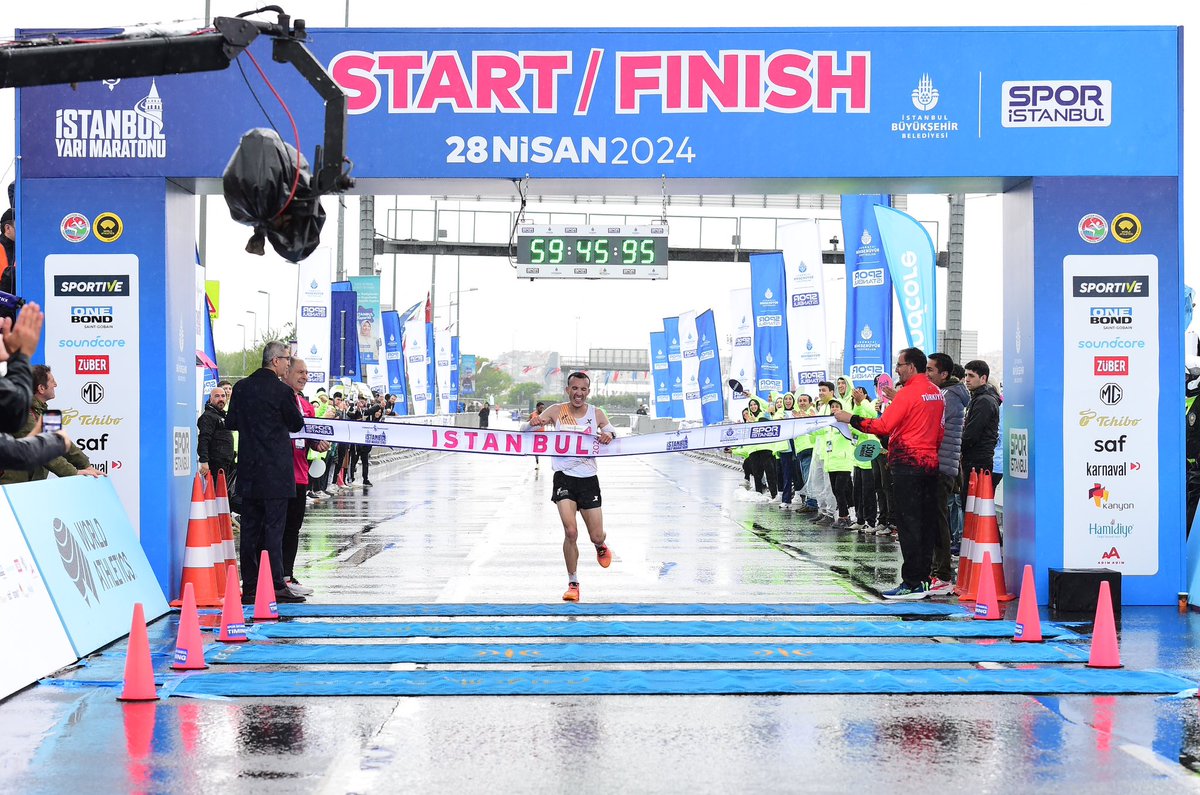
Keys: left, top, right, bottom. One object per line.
{"left": 551, "top": 470, "right": 603, "bottom": 508}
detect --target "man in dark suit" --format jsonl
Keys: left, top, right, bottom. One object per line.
{"left": 226, "top": 341, "right": 306, "bottom": 603}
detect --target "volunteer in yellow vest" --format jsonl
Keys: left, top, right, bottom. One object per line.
{"left": 823, "top": 397, "right": 856, "bottom": 528}
{"left": 849, "top": 385, "right": 881, "bottom": 532}
{"left": 793, "top": 392, "right": 819, "bottom": 512}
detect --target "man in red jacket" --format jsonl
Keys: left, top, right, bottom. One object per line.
{"left": 833, "top": 348, "right": 945, "bottom": 599}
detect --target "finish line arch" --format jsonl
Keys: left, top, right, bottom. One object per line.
{"left": 14, "top": 26, "right": 1183, "bottom": 604}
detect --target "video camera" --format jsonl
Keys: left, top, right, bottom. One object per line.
{"left": 0, "top": 290, "right": 25, "bottom": 312}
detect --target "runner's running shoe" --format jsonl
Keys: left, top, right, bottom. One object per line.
{"left": 881, "top": 582, "right": 930, "bottom": 600}
{"left": 563, "top": 583, "right": 580, "bottom": 602}
{"left": 596, "top": 545, "right": 612, "bottom": 568}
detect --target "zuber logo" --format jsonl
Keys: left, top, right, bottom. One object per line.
{"left": 1093, "top": 356, "right": 1128, "bottom": 376}
{"left": 306, "top": 423, "right": 335, "bottom": 436}
{"left": 54, "top": 276, "right": 130, "bottom": 296}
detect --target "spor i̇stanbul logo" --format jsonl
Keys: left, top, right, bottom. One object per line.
{"left": 55, "top": 79, "right": 166, "bottom": 159}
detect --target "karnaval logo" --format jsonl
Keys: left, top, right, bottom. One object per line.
{"left": 53, "top": 517, "right": 100, "bottom": 605}
{"left": 55, "top": 79, "right": 166, "bottom": 159}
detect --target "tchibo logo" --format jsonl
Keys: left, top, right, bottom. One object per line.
{"left": 306, "top": 423, "right": 335, "bottom": 436}
{"left": 792, "top": 292, "right": 820, "bottom": 307}
{"left": 54, "top": 276, "right": 130, "bottom": 296}
{"left": 71, "top": 306, "right": 114, "bottom": 325}
{"left": 852, "top": 268, "right": 885, "bottom": 288}
{"left": 300, "top": 306, "right": 328, "bottom": 318}
{"left": 1072, "top": 276, "right": 1149, "bottom": 297}
{"left": 1002, "top": 81, "right": 1111, "bottom": 127}
{"left": 1089, "top": 306, "right": 1132, "bottom": 327}
{"left": 1093, "top": 356, "right": 1129, "bottom": 377}
{"left": 55, "top": 80, "right": 166, "bottom": 159}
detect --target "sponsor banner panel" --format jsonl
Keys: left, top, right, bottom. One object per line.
{"left": 649, "top": 331, "right": 671, "bottom": 418}
{"left": 841, "top": 195, "right": 893, "bottom": 391}
{"left": 348, "top": 275, "right": 386, "bottom": 392}
{"left": 295, "top": 253, "right": 332, "bottom": 397}
{"left": 44, "top": 254, "right": 140, "bottom": 529}
{"left": 1062, "top": 255, "right": 1158, "bottom": 574}
{"left": 402, "top": 312, "right": 430, "bottom": 416}
{"left": 678, "top": 310, "right": 702, "bottom": 423}
{"left": 749, "top": 253, "right": 788, "bottom": 397}
{"left": 5, "top": 477, "right": 169, "bottom": 658}
{"left": 779, "top": 220, "right": 828, "bottom": 394}
{"left": 695, "top": 309, "right": 724, "bottom": 426}
{"left": 0, "top": 499, "right": 77, "bottom": 699}
{"left": 663, "top": 316, "right": 685, "bottom": 419}
{"left": 434, "top": 326, "right": 453, "bottom": 415}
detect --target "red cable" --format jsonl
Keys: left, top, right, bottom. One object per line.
{"left": 244, "top": 49, "right": 301, "bottom": 219}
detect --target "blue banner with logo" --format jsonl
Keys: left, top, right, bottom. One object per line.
{"left": 695, "top": 309, "right": 724, "bottom": 426}
{"left": 649, "top": 330, "right": 671, "bottom": 417}
{"left": 382, "top": 309, "right": 408, "bottom": 411}
{"left": 841, "top": 194, "right": 893, "bottom": 390}
{"left": 749, "top": 253, "right": 788, "bottom": 395}
{"left": 460, "top": 354, "right": 477, "bottom": 397}
{"left": 425, "top": 321, "right": 436, "bottom": 414}
{"left": 874, "top": 204, "right": 938, "bottom": 353}
{"left": 450, "top": 335, "right": 460, "bottom": 411}
{"left": 663, "top": 317, "right": 685, "bottom": 419}
{"left": 329, "top": 289, "right": 359, "bottom": 379}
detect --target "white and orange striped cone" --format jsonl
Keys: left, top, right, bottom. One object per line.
{"left": 215, "top": 470, "right": 238, "bottom": 581}
{"left": 963, "top": 472, "right": 1015, "bottom": 603}
{"left": 955, "top": 469, "right": 979, "bottom": 598}
{"left": 202, "top": 472, "right": 226, "bottom": 597}
{"left": 170, "top": 475, "right": 221, "bottom": 608}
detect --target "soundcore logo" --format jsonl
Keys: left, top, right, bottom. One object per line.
{"left": 55, "top": 80, "right": 166, "bottom": 159}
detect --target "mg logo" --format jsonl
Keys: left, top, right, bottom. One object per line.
{"left": 1098, "top": 383, "right": 1123, "bottom": 406}
{"left": 80, "top": 381, "right": 105, "bottom": 405}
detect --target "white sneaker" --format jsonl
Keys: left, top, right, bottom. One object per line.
{"left": 875, "top": 524, "right": 893, "bottom": 536}
{"left": 285, "top": 579, "right": 314, "bottom": 596}
{"left": 319, "top": 490, "right": 334, "bottom": 498}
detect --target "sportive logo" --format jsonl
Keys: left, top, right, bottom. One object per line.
{"left": 54, "top": 79, "right": 166, "bottom": 159}
{"left": 1093, "top": 356, "right": 1129, "bottom": 376}
{"left": 1072, "top": 276, "right": 1149, "bottom": 297}
{"left": 300, "top": 306, "right": 328, "bottom": 318}
{"left": 792, "top": 292, "right": 820, "bottom": 307}
{"left": 1002, "top": 81, "right": 1111, "bottom": 127}
{"left": 54, "top": 276, "right": 130, "bottom": 296}
{"left": 1089, "top": 306, "right": 1133, "bottom": 328}
{"left": 1098, "top": 383, "right": 1123, "bottom": 406}
{"left": 911, "top": 73, "right": 939, "bottom": 110}
{"left": 1092, "top": 435, "right": 1128, "bottom": 453}
{"left": 75, "top": 355, "right": 110, "bottom": 375}
{"left": 1078, "top": 214, "right": 1108, "bottom": 243}
{"left": 60, "top": 213, "right": 90, "bottom": 243}
{"left": 852, "top": 268, "right": 885, "bottom": 288}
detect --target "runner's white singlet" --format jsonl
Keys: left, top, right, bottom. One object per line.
{"left": 551, "top": 403, "right": 599, "bottom": 477}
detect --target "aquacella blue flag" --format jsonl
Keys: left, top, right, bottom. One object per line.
{"left": 650, "top": 330, "right": 670, "bottom": 418}
{"left": 874, "top": 204, "right": 938, "bottom": 353}
{"left": 663, "top": 316, "right": 685, "bottom": 419}
{"left": 749, "top": 252, "right": 788, "bottom": 395}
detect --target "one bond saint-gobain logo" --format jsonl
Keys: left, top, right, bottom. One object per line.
{"left": 55, "top": 79, "right": 166, "bottom": 159}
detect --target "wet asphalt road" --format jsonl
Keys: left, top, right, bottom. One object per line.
{"left": 2, "top": 447, "right": 1200, "bottom": 793}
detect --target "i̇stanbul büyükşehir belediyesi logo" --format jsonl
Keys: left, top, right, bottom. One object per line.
{"left": 55, "top": 80, "right": 165, "bottom": 159}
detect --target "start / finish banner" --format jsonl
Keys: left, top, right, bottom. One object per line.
{"left": 295, "top": 415, "right": 847, "bottom": 457}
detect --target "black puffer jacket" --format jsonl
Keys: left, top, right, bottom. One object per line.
{"left": 0, "top": 351, "right": 33, "bottom": 434}
{"left": 0, "top": 430, "right": 68, "bottom": 473}
{"left": 197, "top": 402, "right": 235, "bottom": 466}
{"left": 962, "top": 383, "right": 1002, "bottom": 469}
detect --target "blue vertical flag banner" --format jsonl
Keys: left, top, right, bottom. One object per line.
{"left": 402, "top": 308, "right": 429, "bottom": 415}
{"left": 328, "top": 289, "right": 359, "bottom": 380}
{"left": 349, "top": 275, "right": 386, "bottom": 393}
{"left": 295, "top": 253, "right": 332, "bottom": 396}
{"left": 425, "top": 320, "right": 436, "bottom": 414}
{"left": 450, "top": 336, "right": 460, "bottom": 412}
{"left": 649, "top": 330, "right": 670, "bottom": 419}
{"left": 382, "top": 308, "right": 411, "bottom": 411}
{"left": 663, "top": 316, "right": 685, "bottom": 419}
{"left": 460, "top": 354, "right": 477, "bottom": 397}
{"left": 780, "top": 220, "right": 829, "bottom": 392}
{"left": 678, "top": 310, "right": 703, "bottom": 423}
{"left": 695, "top": 309, "right": 724, "bottom": 426}
{"left": 749, "top": 252, "right": 788, "bottom": 395}
{"left": 841, "top": 194, "right": 893, "bottom": 390}
{"left": 874, "top": 204, "right": 938, "bottom": 352}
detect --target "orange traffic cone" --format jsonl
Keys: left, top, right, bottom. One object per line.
{"left": 252, "top": 549, "right": 280, "bottom": 622}
{"left": 1087, "top": 580, "right": 1123, "bottom": 669}
{"left": 217, "top": 566, "right": 249, "bottom": 643}
{"left": 972, "top": 551, "right": 1002, "bottom": 620}
{"left": 955, "top": 470, "right": 979, "bottom": 597}
{"left": 202, "top": 472, "right": 226, "bottom": 597}
{"left": 964, "top": 472, "right": 1015, "bottom": 603}
{"left": 171, "top": 476, "right": 222, "bottom": 608}
{"left": 117, "top": 603, "right": 159, "bottom": 701}
{"left": 171, "top": 582, "right": 208, "bottom": 670}
{"left": 215, "top": 470, "right": 238, "bottom": 580}
{"left": 1013, "top": 564, "right": 1043, "bottom": 642}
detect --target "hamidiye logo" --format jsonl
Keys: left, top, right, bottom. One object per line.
{"left": 55, "top": 79, "right": 166, "bottom": 159}
{"left": 912, "top": 74, "right": 939, "bottom": 110}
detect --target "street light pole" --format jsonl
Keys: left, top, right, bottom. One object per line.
{"left": 257, "top": 290, "right": 271, "bottom": 336}
{"left": 246, "top": 310, "right": 258, "bottom": 348}
{"left": 236, "top": 323, "right": 247, "bottom": 375}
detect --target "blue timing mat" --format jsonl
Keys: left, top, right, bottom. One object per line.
{"left": 251, "top": 620, "right": 1076, "bottom": 640}
{"left": 211, "top": 641, "right": 1090, "bottom": 665}
{"left": 258, "top": 603, "right": 967, "bottom": 618}
{"left": 166, "top": 668, "right": 1195, "bottom": 697}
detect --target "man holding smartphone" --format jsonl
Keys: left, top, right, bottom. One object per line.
{"left": 0, "top": 303, "right": 76, "bottom": 474}
{"left": 0, "top": 364, "right": 104, "bottom": 484}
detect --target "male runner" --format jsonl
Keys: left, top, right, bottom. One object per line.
{"left": 528, "top": 372, "right": 615, "bottom": 601}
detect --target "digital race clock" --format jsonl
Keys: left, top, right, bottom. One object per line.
{"left": 515, "top": 224, "right": 668, "bottom": 280}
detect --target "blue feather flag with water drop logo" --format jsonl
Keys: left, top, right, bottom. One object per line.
{"left": 841, "top": 195, "right": 894, "bottom": 394}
